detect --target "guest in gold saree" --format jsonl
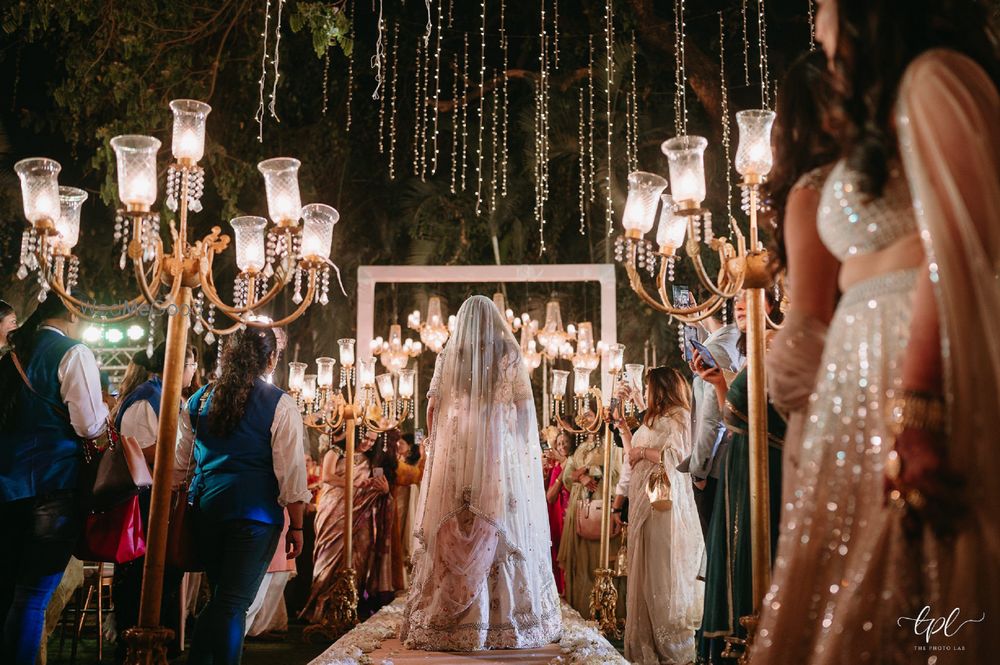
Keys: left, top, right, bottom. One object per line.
{"left": 300, "top": 428, "right": 395, "bottom": 624}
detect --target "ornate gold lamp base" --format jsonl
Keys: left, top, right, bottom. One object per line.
{"left": 122, "top": 626, "right": 173, "bottom": 665}
{"left": 303, "top": 567, "right": 359, "bottom": 642}
{"left": 589, "top": 567, "right": 621, "bottom": 639}
{"left": 720, "top": 613, "right": 759, "bottom": 663}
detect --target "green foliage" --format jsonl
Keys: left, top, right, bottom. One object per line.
{"left": 290, "top": 2, "right": 354, "bottom": 59}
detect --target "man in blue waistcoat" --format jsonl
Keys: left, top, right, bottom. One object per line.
{"left": 0, "top": 297, "right": 109, "bottom": 665}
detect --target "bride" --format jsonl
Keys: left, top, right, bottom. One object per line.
{"left": 399, "top": 295, "right": 562, "bottom": 650}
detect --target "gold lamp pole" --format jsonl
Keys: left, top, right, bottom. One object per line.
{"left": 291, "top": 345, "right": 414, "bottom": 639}
{"left": 613, "top": 111, "right": 777, "bottom": 661}
{"left": 14, "top": 99, "right": 342, "bottom": 665}
{"left": 550, "top": 343, "right": 626, "bottom": 639}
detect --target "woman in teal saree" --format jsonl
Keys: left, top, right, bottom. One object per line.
{"left": 695, "top": 366, "right": 786, "bottom": 663}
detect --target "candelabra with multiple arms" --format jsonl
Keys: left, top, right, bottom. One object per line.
{"left": 549, "top": 343, "right": 626, "bottom": 639}
{"left": 288, "top": 340, "right": 415, "bottom": 638}
{"left": 407, "top": 295, "right": 455, "bottom": 353}
{"left": 13, "top": 98, "right": 341, "bottom": 665}
{"left": 614, "top": 110, "right": 777, "bottom": 660}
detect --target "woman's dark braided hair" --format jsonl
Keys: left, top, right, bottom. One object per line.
{"left": 208, "top": 327, "right": 277, "bottom": 438}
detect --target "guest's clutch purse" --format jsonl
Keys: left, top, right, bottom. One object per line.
{"left": 646, "top": 464, "right": 673, "bottom": 511}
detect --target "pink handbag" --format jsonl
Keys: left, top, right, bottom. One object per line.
{"left": 75, "top": 494, "right": 147, "bottom": 564}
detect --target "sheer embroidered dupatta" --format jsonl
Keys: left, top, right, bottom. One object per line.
{"left": 896, "top": 49, "right": 1000, "bottom": 652}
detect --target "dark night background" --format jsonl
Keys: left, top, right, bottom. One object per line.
{"left": 0, "top": 0, "right": 825, "bottom": 392}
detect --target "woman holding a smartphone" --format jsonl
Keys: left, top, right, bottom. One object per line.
{"left": 301, "top": 427, "right": 396, "bottom": 624}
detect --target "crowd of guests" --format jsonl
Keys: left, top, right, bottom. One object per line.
{"left": 0, "top": 300, "right": 425, "bottom": 665}
{"left": 2, "top": 2, "right": 998, "bottom": 664}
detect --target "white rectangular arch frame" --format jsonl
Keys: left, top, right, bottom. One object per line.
{"left": 356, "top": 264, "right": 618, "bottom": 423}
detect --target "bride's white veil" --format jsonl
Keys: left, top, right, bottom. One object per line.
{"left": 408, "top": 294, "right": 550, "bottom": 624}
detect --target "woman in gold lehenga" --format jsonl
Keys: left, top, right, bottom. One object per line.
{"left": 300, "top": 429, "right": 395, "bottom": 624}
{"left": 752, "top": 2, "right": 1000, "bottom": 663}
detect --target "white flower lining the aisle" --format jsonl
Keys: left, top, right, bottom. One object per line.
{"left": 308, "top": 597, "right": 627, "bottom": 665}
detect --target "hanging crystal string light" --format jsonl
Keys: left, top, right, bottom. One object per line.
{"left": 474, "top": 0, "right": 487, "bottom": 215}
{"left": 451, "top": 53, "right": 460, "bottom": 194}
{"left": 430, "top": 0, "right": 444, "bottom": 174}
{"left": 412, "top": 37, "right": 424, "bottom": 178}
{"left": 346, "top": 0, "right": 354, "bottom": 130}
{"left": 489, "top": 71, "right": 500, "bottom": 215}
{"left": 741, "top": 0, "right": 750, "bottom": 85}
{"left": 254, "top": 0, "right": 273, "bottom": 141}
{"left": 629, "top": 31, "right": 639, "bottom": 173}
{"left": 388, "top": 22, "right": 399, "bottom": 179}
{"left": 267, "top": 0, "right": 286, "bottom": 121}
{"left": 807, "top": 0, "right": 816, "bottom": 50}
{"left": 758, "top": 0, "right": 770, "bottom": 109}
{"left": 461, "top": 33, "right": 470, "bottom": 192}
{"left": 588, "top": 36, "right": 596, "bottom": 204}
{"left": 371, "top": 0, "right": 386, "bottom": 102}
{"left": 578, "top": 87, "right": 588, "bottom": 236}
{"left": 322, "top": 49, "right": 330, "bottom": 116}
{"left": 604, "top": 0, "right": 615, "bottom": 237}
{"left": 499, "top": 0, "right": 509, "bottom": 197}
{"left": 553, "top": 0, "right": 560, "bottom": 69}
{"left": 720, "top": 11, "right": 739, "bottom": 241}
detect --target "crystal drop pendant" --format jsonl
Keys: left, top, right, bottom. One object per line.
{"left": 205, "top": 331, "right": 216, "bottom": 345}
{"left": 166, "top": 194, "right": 178, "bottom": 212}
{"left": 292, "top": 290, "right": 303, "bottom": 305}
{"left": 319, "top": 292, "right": 329, "bottom": 305}
{"left": 193, "top": 319, "right": 204, "bottom": 334}
{"left": 37, "top": 289, "right": 48, "bottom": 303}
{"left": 16, "top": 264, "right": 28, "bottom": 280}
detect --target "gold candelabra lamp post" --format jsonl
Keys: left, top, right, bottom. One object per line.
{"left": 549, "top": 343, "right": 626, "bottom": 638}
{"left": 289, "top": 340, "right": 414, "bottom": 638}
{"left": 613, "top": 110, "right": 777, "bottom": 660}
{"left": 407, "top": 296, "right": 454, "bottom": 354}
{"left": 13, "top": 98, "right": 341, "bottom": 665}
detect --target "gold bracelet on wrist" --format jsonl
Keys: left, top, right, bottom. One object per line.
{"left": 886, "top": 391, "right": 946, "bottom": 438}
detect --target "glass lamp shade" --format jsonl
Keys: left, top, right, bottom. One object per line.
{"left": 427, "top": 296, "right": 444, "bottom": 326}
{"left": 625, "top": 363, "right": 645, "bottom": 392}
{"left": 229, "top": 216, "right": 267, "bottom": 273}
{"left": 661, "top": 135, "right": 708, "bottom": 209}
{"left": 607, "top": 343, "right": 626, "bottom": 373}
{"left": 169, "top": 99, "right": 211, "bottom": 163}
{"left": 376, "top": 373, "right": 395, "bottom": 400}
{"left": 302, "top": 375, "right": 317, "bottom": 403}
{"left": 56, "top": 187, "right": 88, "bottom": 250}
{"left": 315, "top": 357, "right": 336, "bottom": 388}
{"left": 258, "top": 157, "right": 302, "bottom": 224}
{"left": 398, "top": 369, "right": 416, "bottom": 399}
{"left": 577, "top": 322, "right": 594, "bottom": 353}
{"left": 300, "top": 203, "right": 338, "bottom": 260}
{"left": 621, "top": 171, "right": 668, "bottom": 236}
{"left": 338, "top": 338, "right": 356, "bottom": 367}
{"left": 573, "top": 368, "right": 592, "bottom": 397}
{"left": 110, "top": 135, "right": 161, "bottom": 208}
{"left": 388, "top": 324, "right": 403, "bottom": 349}
{"left": 358, "top": 357, "right": 377, "bottom": 386}
{"left": 15, "top": 158, "right": 62, "bottom": 226}
{"left": 735, "top": 109, "right": 776, "bottom": 178}
{"left": 551, "top": 370, "right": 569, "bottom": 398}
{"left": 288, "top": 361, "right": 307, "bottom": 392}
{"left": 656, "top": 193, "right": 688, "bottom": 252}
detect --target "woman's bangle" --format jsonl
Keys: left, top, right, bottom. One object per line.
{"left": 289, "top": 526, "right": 304, "bottom": 531}
{"left": 887, "top": 391, "right": 945, "bottom": 436}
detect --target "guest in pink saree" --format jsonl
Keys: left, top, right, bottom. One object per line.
{"left": 300, "top": 429, "right": 395, "bottom": 624}
{"left": 544, "top": 431, "right": 571, "bottom": 595}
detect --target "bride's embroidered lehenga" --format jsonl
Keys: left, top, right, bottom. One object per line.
{"left": 399, "top": 296, "right": 562, "bottom": 651}
{"left": 752, "top": 50, "right": 1000, "bottom": 664}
